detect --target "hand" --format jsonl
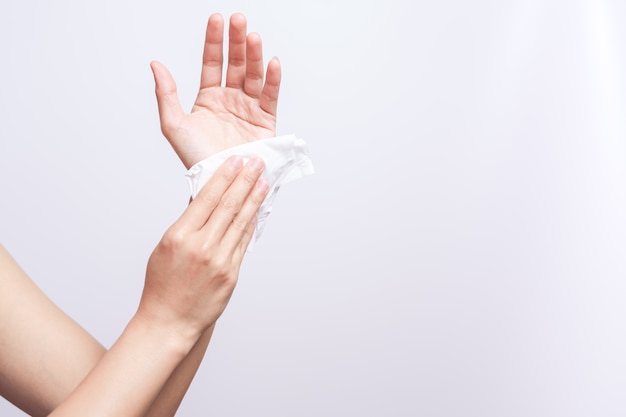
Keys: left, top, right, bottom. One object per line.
{"left": 150, "top": 13, "right": 282, "bottom": 169}
{"left": 138, "top": 156, "right": 269, "bottom": 338}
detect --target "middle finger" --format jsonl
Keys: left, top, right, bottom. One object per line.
{"left": 201, "top": 157, "right": 265, "bottom": 241}
{"left": 225, "top": 13, "right": 247, "bottom": 89}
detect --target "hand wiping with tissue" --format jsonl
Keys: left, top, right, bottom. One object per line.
{"left": 186, "top": 135, "right": 314, "bottom": 246}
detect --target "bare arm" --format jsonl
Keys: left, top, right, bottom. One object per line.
{"left": 151, "top": 13, "right": 282, "bottom": 169}
{"left": 0, "top": 246, "right": 105, "bottom": 417}
{"left": 0, "top": 246, "right": 214, "bottom": 417}
{"left": 0, "top": 156, "right": 268, "bottom": 417}
{"left": 0, "top": 12, "right": 282, "bottom": 416}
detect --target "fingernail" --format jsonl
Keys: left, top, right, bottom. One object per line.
{"left": 256, "top": 179, "right": 269, "bottom": 193}
{"left": 248, "top": 157, "right": 265, "bottom": 172}
{"left": 229, "top": 156, "right": 243, "bottom": 168}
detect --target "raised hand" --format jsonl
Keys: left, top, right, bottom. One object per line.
{"left": 151, "top": 13, "right": 282, "bottom": 169}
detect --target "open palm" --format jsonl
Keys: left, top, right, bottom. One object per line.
{"left": 151, "top": 13, "right": 281, "bottom": 169}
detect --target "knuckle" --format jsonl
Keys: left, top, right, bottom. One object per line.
{"left": 208, "top": 256, "right": 234, "bottom": 283}
{"left": 203, "top": 60, "right": 222, "bottom": 69}
{"left": 197, "top": 188, "right": 220, "bottom": 208}
{"left": 231, "top": 215, "right": 250, "bottom": 232}
{"left": 246, "top": 193, "right": 264, "bottom": 209}
{"left": 242, "top": 170, "right": 259, "bottom": 185}
{"left": 229, "top": 57, "right": 246, "bottom": 67}
{"left": 248, "top": 192, "right": 266, "bottom": 207}
{"left": 222, "top": 274, "right": 237, "bottom": 290}
{"left": 214, "top": 259, "right": 230, "bottom": 276}
{"left": 217, "top": 268, "right": 237, "bottom": 289}
{"left": 248, "top": 180, "right": 269, "bottom": 207}
{"left": 188, "top": 246, "right": 206, "bottom": 264}
{"left": 161, "top": 227, "right": 186, "bottom": 251}
{"left": 189, "top": 241, "right": 216, "bottom": 265}
{"left": 245, "top": 71, "right": 262, "bottom": 82}
{"left": 220, "top": 194, "right": 241, "bottom": 213}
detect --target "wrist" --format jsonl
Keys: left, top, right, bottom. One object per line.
{"left": 130, "top": 309, "right": 201, "bottom": 360}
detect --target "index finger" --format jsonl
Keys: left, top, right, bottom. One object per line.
{"left": 177, "top": 156, "right": 244, "bottom": 231}
{"left": 200, "top": 13, "right": 225, "bottom": 89}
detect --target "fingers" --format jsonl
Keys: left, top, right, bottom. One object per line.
{"left": 224, "top": 178, "right": 267, "bottom": 254}
{"left": 150, "top": 61, "right": 185, "bottom": 136}
{"left": 259, "top": 58, "right": 281, "bottom": 115}
{"left": 202, "top": 158, "right": 266, "bottom": 243}
{"left": 243, "top": 33, "right": 264, "bottom": 98}
{"left": 225, "top": 13, "right": 247, "bottom": 89}
{"left": 232, "top": 215, "right": 258, "bottom": 264}
{"left": 200, "top": 13, "right": 225, "bottom": 89}
{"left": 177, "top": 156, "right": 245, "bottom": 231}
{"left": 206, "top": 12, "right": 280, "bottom": 111}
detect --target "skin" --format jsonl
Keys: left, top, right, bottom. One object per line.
{"left": 151, "top": 12, "right": 282, "bottom": 168}
{"left": 0, "top": 12, "right": 281, "bottom": 417}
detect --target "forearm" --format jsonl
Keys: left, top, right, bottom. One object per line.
{"left": 0, "top": 245, "right": 213, "bottom": 417}
{"left": 144, "top": 324, "right": 214, "bottom": 417}
{"left": 0, "top": 246, "right": 107, "bottom": 417}
{"left": 49, "top": 313, "right": 198, "bottom": 417}
{"left": 1, "top": 153, "right": 266, "bottom": 415}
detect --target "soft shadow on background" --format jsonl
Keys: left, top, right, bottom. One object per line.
{"left": 1, "top": 1, "right": 625, "bottom": 416}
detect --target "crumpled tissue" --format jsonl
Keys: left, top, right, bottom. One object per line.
{"left": 185, "top": 134, "right": 314, "bottom": 248}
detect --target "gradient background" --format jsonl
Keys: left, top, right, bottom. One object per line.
{"left": 1, "top": 0, "right": 626, "bottom": 416}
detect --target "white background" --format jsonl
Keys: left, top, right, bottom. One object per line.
{"left": 1, "top": 0, "right": 625, "bottom": 416}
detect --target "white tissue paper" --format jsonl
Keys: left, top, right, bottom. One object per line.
{"left": 185, "top": 135, "right": 314, "bottom": 248}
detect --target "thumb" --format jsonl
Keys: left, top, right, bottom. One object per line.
{"left": 150, "top": 61, "right": 185, "bottom": 137}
